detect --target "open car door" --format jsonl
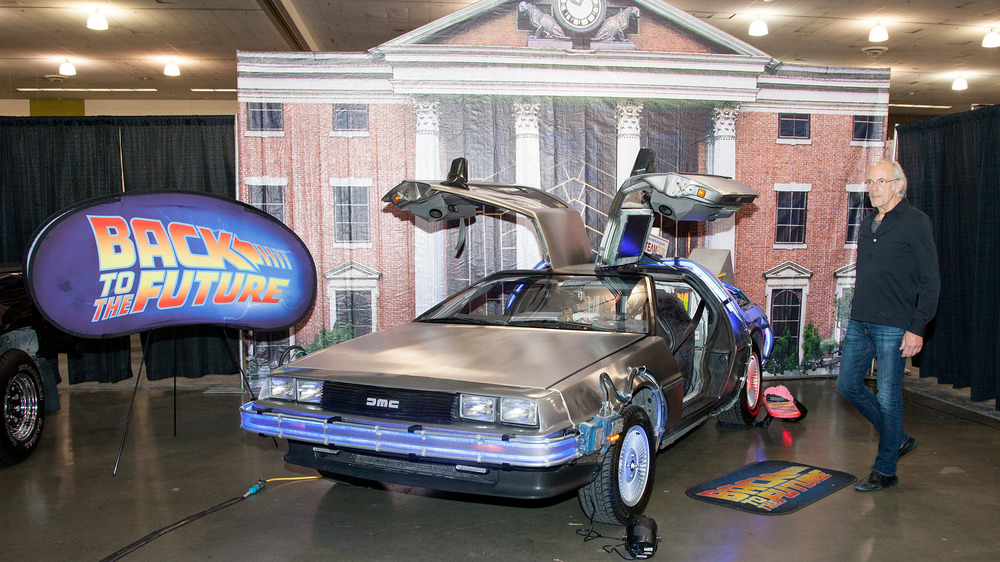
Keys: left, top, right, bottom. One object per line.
{"left": 382, "top": 158, "right": 593, "bottom": 269}
{"left": 596, "top": 148, "right": 760, "bottom": 267}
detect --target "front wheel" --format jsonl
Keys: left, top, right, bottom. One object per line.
{"left": 1, "top": 348, "right": 45, "bottom": 466}
{"left": 718, "top": 348, "right": 763, "bottom": 427}
{"left": 578, "top": 405, "right": 655, "bottom": 524}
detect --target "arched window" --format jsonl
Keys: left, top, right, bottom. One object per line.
{"left": 771, "top": 288, "right": 802, "bottom": 349}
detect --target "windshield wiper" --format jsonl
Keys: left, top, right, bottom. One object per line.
{"left": 508, "top": 319, "right": 597, "bottom": 331}
{"left": 419, "top": 317, "right": 497, "bottom": 326}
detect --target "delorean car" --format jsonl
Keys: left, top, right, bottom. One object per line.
{"left": 240, "top": 150, "right": 772, "bottom": 524}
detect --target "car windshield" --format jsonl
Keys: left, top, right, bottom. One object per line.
{"left": 419, "top": 273, "right": 650, "bottom": 334}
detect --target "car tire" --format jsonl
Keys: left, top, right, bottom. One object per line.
{"left": 1, "top": 348, "right": 45, "bottom": 466}
{"left": 719, "top": 348, "right": 763, "bottom": 428}
{"left": 578, "top": 405, "right": 655, "bottom": 525}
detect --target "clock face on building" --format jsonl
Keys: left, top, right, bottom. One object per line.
{"left": 552, "top": 0, "right": 607, "bottom": 34}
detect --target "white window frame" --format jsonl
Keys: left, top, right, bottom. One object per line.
{"left": 245, "top": 102, "right": 285, "bottom": 137}
{"left": 330, "top": 103, "right": 370, "bottom": 138}
{"left": 764, "top": 261, "right": 813, "bottom": 363}
{"left": 773, "top": 182, "right": 811, "bottom": 250}
{"left": 834, "top": 263, "right": 857, "bottom": 345}
{"left": 776, "top": 113, "right": 812, "bottom": 145}
{"left": 844, "top": 183, "right": 871, "bottom": 249}
{"left": 325, "top": 261, "right": 381, "bottom": 335}
{"left": 245, "top": 176, "right": 288, "bottom": 223}
{"left": 330, "top": 177, "right": 373, "bottom": 249}
{"left": 850, "top": 115, "right": 886, "bottom": 147}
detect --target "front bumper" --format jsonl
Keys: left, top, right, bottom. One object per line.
{"left": 286, "top": 441, "right": 598, "bottom": 499}
{"left": 240, "top": 402, "right": 580, "bottom": 468}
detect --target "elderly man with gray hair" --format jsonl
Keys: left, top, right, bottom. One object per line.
{"left": 837, "top": 159, "right": 940, "bottom": 492}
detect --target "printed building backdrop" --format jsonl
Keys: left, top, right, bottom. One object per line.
{"left": 237, "top": 0, "right": 888, "bottom": 373}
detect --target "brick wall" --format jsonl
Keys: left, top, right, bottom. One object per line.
{"left": 238, "top": 102, "right": 417, "bottom": 347}
{"left": 734, "top": 111, "right": 885, "bottom": 340}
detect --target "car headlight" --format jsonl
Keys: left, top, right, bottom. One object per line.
{"left": 460, "top": 394, "right": 495, "bottom": 422}
{"left": 296, "top": 379, "right": 324, "bottom": 403}
{"left": 500, "top": 397, "right": 538, "bottom": 426}
{"left": 269, "top": 376, "right": 295, "bottom": 400}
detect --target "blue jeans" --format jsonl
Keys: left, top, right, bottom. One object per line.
{"left": 837, "top": 320, "right": 909, "bottom": 476}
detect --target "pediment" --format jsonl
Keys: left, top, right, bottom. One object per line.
{"left": 323, "top": 260, "right": 382, "bottom": 280}
{"left": 763, "top": 261, "right": 813, "bottom": 279}
{"left": 380, "top": 0, "right": 769, "bottom": 57}
{"left": 834, "top": 262, "right": 857, "bottom": 278}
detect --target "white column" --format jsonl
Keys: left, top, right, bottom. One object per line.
{"left": 615, "top": 101, "right": 643, "bottom": 189}
{"left": 513, "top": 100, "right": 543, "bottom": 268}
{"left": 413, "top": 100, "right": 445, "bottom": 315}
{"left": 705, "top": 104, "right": 739, "bottom": 258}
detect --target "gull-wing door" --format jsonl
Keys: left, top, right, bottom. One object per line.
{"left": 596, "top": 148, "right": 759, "bottom": 267}
{"left": 383, "top": 158, "right": 593, "bottom": 269}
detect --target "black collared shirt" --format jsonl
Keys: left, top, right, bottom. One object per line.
{"left": 851, "top": 198, "right": 940, "bottom": 336}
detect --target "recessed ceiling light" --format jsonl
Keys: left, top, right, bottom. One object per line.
{"left": 164, "top": 60, "right": 180, "bottom": 76}
{"left": 17, "top": 88, "right": 158, "bottom": 92}
{"left": 952, "top": 77, "right": 968, "bottom": 90}
{"left": 887, "top": 103, "right": 952, "bottom": 109}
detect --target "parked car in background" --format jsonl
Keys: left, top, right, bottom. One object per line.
{"left": 241, "top": 150, "right": 772, "bottom": 524}
{"left": 0, "top": 268, "right": 46, "bottom": 466}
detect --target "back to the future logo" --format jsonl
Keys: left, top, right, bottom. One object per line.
{"left": 26, "top": 192, "right": 316, "bottom": 338}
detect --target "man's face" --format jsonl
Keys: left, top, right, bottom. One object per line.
{"left": 865, "top": 162, "right": 901, "bottom": 212}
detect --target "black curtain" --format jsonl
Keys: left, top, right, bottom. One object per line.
{"left": 897, "top": 105, "right": 1000, "bottom": 409}
{"left": 117, "top": 116, "right": 239, "bottom": 380}
{"left": 0, "top": 116, "right": 238, "bottom": 383}
{"left": 0, "top": 117, "right": 124, "bottom": 264}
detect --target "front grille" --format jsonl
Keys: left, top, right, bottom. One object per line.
{"left": 321, "top": 381, "right": 458, "bottom": 424}
{"left": 314, "top": 448, "right": 500, "bottom": 484}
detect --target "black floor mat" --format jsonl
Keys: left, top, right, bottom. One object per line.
{"left": 685, "top": 460, "right": 855, "bottom": 515}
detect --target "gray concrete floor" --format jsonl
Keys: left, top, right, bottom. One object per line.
{"left": 2, "top": 375, "right": 999, "bottom": 561}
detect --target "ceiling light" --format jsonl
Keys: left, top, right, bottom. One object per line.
{"left": 952, "top": 77, "right": 968, "bottom": 90}
{"left": 164, "top": 60, "right": 180, "bottom": 76}
{"left": 58, "top": 60, "right": 76, "bottom": 76}
{"left": 869, "top": 22, "right": 888, "bottom": 42}
{"left": 983, "top": 29, "right": 1000, "bottom": 48}
{"left": 87, "top": 9, "right": 108, "bottom": 31}
{"left": 17, "top": 88, "right": 158, "bottom": 93}
{"left": 748, "top": 17, "right": 768, "bottom": 37}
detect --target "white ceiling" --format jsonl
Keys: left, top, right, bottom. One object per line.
{"left": 2, "top": 0, "right": 998, "bottom": 115}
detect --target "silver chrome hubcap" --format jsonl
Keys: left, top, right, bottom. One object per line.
{"left": 618, "top": 425, "right": 650, "bottom": 507}
{"left": 5, "top": 373, "right": 39, "bottom": 443}
{"left": 746, "top": 353, "right": 761, "bottom": 412}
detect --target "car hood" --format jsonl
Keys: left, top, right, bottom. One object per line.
{"left": 284, "top": 322, "right": 643, "bottom": 391}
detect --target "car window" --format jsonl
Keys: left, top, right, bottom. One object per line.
{"left": 419, "top": 274, "right": 649, "bottom": 334}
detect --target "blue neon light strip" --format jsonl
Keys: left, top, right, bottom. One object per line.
{"left": 240, "top": 404, "right": 579, "bottom": 468}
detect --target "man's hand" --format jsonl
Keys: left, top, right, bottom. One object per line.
{"left": 900, "top": 331, "right": 923, "bottom": 357}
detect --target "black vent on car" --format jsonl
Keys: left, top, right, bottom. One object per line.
{"left": 321, "top": 381, "right": 458, "bottom": 424}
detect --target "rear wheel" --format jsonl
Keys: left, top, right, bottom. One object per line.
{"left": 719, "top": 348, "right": 763, "bottom": 427}
{"left": 578, "top": 406, "right": 655, "bottom": 524}
{"left": 1, "top": 349, "right": 45, "bottom": 466}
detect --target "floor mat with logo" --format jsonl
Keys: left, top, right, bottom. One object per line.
{"left": 685, "top": 460, "right": 855, "bottom": 515}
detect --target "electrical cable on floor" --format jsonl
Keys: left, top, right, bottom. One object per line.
{"left": 575, "top": 521, "right": 635, "bottom": 560}
{"left": 98, "top": 475, "right": 321, "bottom": 562}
